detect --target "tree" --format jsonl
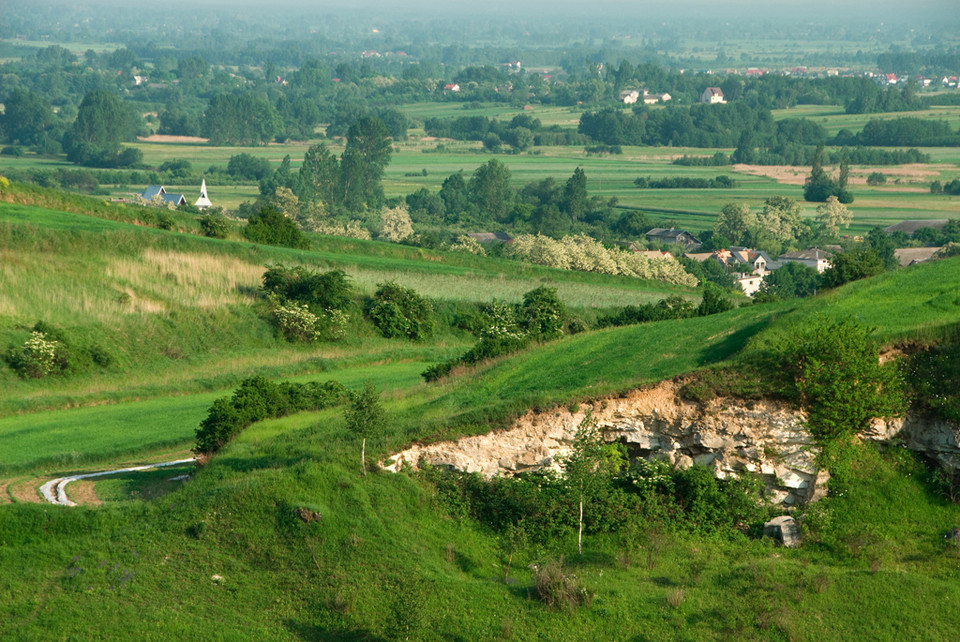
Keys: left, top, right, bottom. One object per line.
{"left": 469, "top": 159, "right": 514, "bottom": 222}
{"left": 562, "top": 167, "right": 588, "bottom": 223}
{"left": 713, "top": 202, "right": 757, "bottom": 246}
{"left": 804, "top": 143, "right": 834, "bottom": 202}
{"left": 866, "top": 226, "right": 899, "bottom": 271}
{"left": 819, "top": 247, "right": 884, "bottom": 289}
{"left": 560, "top": 413, "right": 624, "bottom": 555}
{"left": 759, "top": 261, "right": 820, "bottom": 299}
{"left": 298, "top": 143, "right": 340, "bottom": 207}
{"left": 439, "top": 172, "right": 469, "bottom": 219}
{"left": 339, "top": 116, "right": 392, "bottom": 211}
{"left": 203, "top": 93, "right": 280, "bottom": 145}
{"left": 379, "top": 205, "right": 414, "bottom": 242}
{"left": 344, "top": 382, "right": 386, "bottom": 476}
{"left": 0, "top": 89, "right": 59, "bottom": 147}
{"left": 815, "top": 195, "right": 852, "bottom": 238}
{"left": 757, "top": 196, "right": 804, "bottom": 243}
{"left": 62, "top": 89, "right": 139, "bottom": 165}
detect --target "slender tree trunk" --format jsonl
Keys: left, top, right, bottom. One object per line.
{"left": 578, "top": 494, "right": 584, "bottom": 555}
{"left": 361, "top": 437, "right": 366, "bottom": 477}
{"left": 505, "top": 551, "right": 513, "bottom": 583}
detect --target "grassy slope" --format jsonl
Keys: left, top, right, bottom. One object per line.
{"left": 3, "top": 195, "right": 960, "bottom": 638}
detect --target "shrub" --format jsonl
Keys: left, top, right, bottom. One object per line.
{"left": 156, "top": 211, "right": 176, "bottom": 230}
{"left": 866, "top": 172, "right": 887, "bottom": 186}
{"left": 776, "top": 316, "right": 906, "bottom": 442}
{"left": 243, "top": 206, "right": 308, "bottom": 249}
{"left": 270, "top": 296, "right": 348, "bottom": 342}
{"left": 367, "top": 282, "right": 434, "bottom": 340}
{"left": 262, "top": 265, "right": 352, "bottom": 311}
{"left": 195, "top": 376, "right": 346, "bottom": 455}
{"left": 5, "top": 330, "right": 61, "bottom": 378}
{"left": 518, "top": 286, "right": 566, "bottom": 341}
{"left": 533, "top": 559, "right": 593, "bottom": 609}
{"left": 200, "top": 213, "right": 230, "bottom": 239}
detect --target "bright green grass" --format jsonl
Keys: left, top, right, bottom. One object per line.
{"left": 2, "top": 386, "right": 960, "bottom": 639}
{"left": 0, "top": 360, "right": 429, "bottom": 473}
{"left": 747, "top": 255, "right": 960, "bottom": 356}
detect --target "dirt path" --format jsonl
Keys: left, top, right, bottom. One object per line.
{"left": 39, "top": 458, "right": 196, "bottom": 507}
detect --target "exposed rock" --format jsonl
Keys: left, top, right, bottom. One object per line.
{"left": 383, "top": 381, "right": 826, "bottom": 506}
{"left": 382, "top": 379, "right": 959, "bottom": 508}
{"left": 764, "top": 516, "right": 801, "bottom": 548}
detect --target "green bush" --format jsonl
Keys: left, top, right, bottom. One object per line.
{"left": 534, "top": 559, "right": 593, "bottom": 609}
{"left": 3, "top": 321, "right": 112, "bottom": 379}
{"left": 243, "top": 206, "right": 308, "bottom": 249}
{"left": 367, "top": 282, "right": 434, "bottom": 340}
{"left": 195, "top": 376, "right": 346, "bottom": 455}
{"left": 269, "top": 296, "right": 348, "bottom": 342}
{"left": 776, "top": 316, "right": 906, "bottom": 442}
{"left": 907, "top": 328, "right": 960, "bottom": 422}
{"left": 262, "top": 265, "right": 352, "bottom": 311}
{"left": 199, "top": 213, "right": 230, "bottom": 239}
{"left": 518, "top": 286, "right": 566, "bottom": 341}
{"left": 4, "top": 330, "right": 61, "bottom": 378}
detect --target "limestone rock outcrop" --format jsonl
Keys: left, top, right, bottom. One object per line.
{"left": 383, "top": 380, "right": 959, "bottom": 508}
{"left": 384, "top": 381, "right": 825, "bottom": 506}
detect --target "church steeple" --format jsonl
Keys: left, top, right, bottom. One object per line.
{"left": 195, "top": 179, "right": 212, "bottom": 210}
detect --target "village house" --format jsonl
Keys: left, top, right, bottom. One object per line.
{"left": 619, "top": 89, "right": 640, "bottom": 104}
{"left": 776, "top": 248, "right": 834, "bottom": 273}
{"left": 140, "top": 185, "right": 186, "bottom": 207}
{"left": 643, "top": 91, "right": 672, "bottom": 105}
{"left": 701, "top": 87, "right": 725, "bottom": 104}
{"left": 894, "top": 247, "right": 941, "bottom": 267}
{"left": 736, "top": 273, "right": 764, "bottom": 297}
{"left": 645, "top": 227, "right": 701, "bottom": 250}
{"left": 683, "top": 247, "right": 771, "bottom": 297}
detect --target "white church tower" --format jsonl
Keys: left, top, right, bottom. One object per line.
{"left": 195, "top": 179, "right": 212, "bottom": 210}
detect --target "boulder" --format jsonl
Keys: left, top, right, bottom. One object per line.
{"left": 764, "top": 516, "right": 800, "bottom": 548}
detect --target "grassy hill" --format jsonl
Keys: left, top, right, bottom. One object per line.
{"left": 2, "top": 187, "right": 960, "bottom": 639}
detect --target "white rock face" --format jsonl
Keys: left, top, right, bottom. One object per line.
{"left": 383, "top": 380, "right": 958, "bottom": 508}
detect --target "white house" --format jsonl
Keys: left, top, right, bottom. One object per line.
{"left": 777, "top": 248, "right": 834, "bottom": 273}
{"left": 701, "top": 87, "right": 725, "bottom": 104}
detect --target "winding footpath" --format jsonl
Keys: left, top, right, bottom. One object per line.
{"left": 39, "top": 458, "right": 196, "bottom": 507}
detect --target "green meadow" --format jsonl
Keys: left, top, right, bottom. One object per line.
{"left": 2, "top": 175, "right": 960, "bottom": 638}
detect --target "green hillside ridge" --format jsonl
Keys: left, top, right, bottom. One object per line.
{"left": 2, "top": 188, "right": 960, "bottom": 639}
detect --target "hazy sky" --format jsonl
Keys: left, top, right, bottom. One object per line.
{"left": 29, "top": 0, "right": 960, "bottom": 21}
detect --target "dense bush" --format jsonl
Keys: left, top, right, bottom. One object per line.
{"left": 367, "top": 282, "right": 434, "bottom": 340}
{"left": 518, "top": 286, "right": 566, "bottom": 341}
{"left": 198, "top": 211, "right": 230, "bottom": 238}
{"left": 596, "top": 295, "right": 697, "bottom": 328}
{"left": 775, "top": 316, "right": 905, "bottom": 442}
{"left": 262, "top": 265, "right": 353, "bottom": 311}
{"left": 423, "top": 289, "right": 567, "bottom": 381}
{"left": 194, "top": 376, "right": 347, "bottom": 455}
{"left": 906, "top": 328, "right": 960, "bottom": 423}
{"left": 3, "top": 321, "right": 112, "bottom": 379}
{"left": 243, "top": 206, "right": 308, "bottom": 249}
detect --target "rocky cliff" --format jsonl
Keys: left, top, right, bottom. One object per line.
{"left": 383, "top": 380, "right": 959, "bottom": 507}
